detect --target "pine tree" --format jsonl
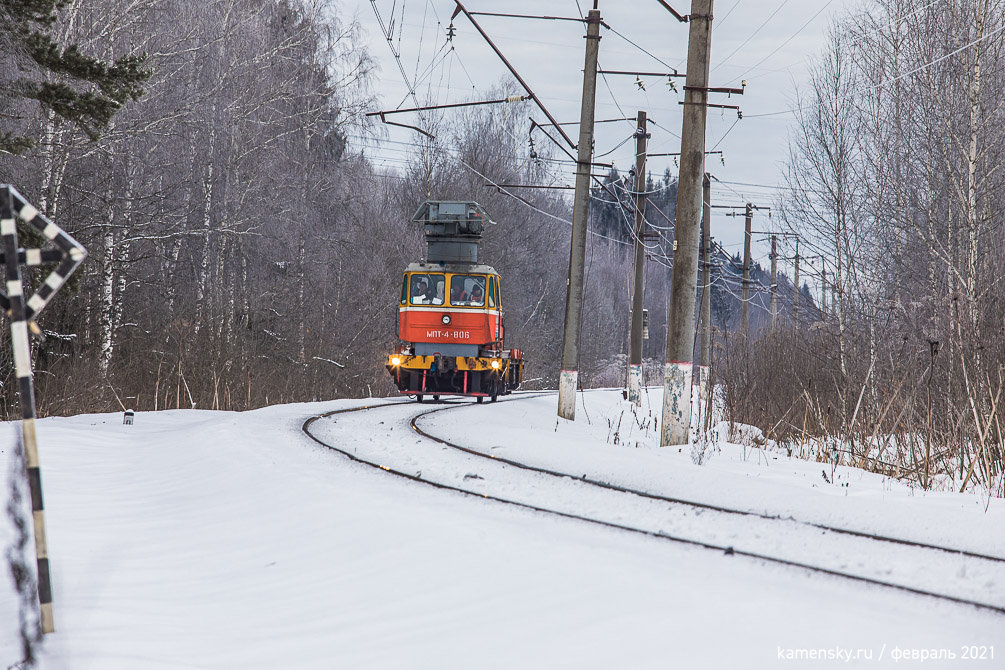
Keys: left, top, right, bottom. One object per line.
{"left": 1, "top": 0, "right": 150, "bottom": 153}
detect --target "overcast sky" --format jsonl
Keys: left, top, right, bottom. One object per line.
{"left": 345, "top": 0, "right": 862, "bottom": 281}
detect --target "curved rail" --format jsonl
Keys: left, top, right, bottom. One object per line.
{"left": 412, "top": 403, "right": 1005, "bottom": 565}
{"left": 302, "top": 395, "right": 1005, "bottom": 616}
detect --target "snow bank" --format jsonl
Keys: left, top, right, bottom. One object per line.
{"left": 0, "top": 392, "right": 1000, "bottom": 669}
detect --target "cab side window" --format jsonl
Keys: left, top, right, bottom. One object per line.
{"left": 487, "top": 277, "right": 496, "bottom": 308}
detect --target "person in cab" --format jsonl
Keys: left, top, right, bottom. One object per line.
{"left": 469, "top": 283, "right": 485, "bottom": 306}
{"left": 412, "top": 275, "right": 444, "bottom": 304}
{"left": 411, "top": 277, "right": 430, "bottom": 304}
{"left": 451, "top": 282, "right": 469, "bottom": 304}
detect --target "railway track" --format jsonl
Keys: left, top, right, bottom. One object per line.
{"left": 302, "top": 393, "right": 1005, "bottom": 617}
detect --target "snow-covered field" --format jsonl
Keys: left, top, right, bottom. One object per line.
{"left": 2, "top": 389, "right": 1003, "bottom": 669}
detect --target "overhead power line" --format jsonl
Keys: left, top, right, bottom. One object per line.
{"left": 369, "top": 0, "right": 422, "bottom": 108}
{"left": 747, "top": 6, "right": 1005, "bottom": 119}
{"left": 734, "top": 0, "right": 836, "bottom": 83}
{"left": 740, "top": 0, "right": 944, "bottom": 85}
{"left": 452, "top": 0, "right": 576, "bottom": 147}
{"left": 710, "top": 0, "right": 792, "bottom": 76}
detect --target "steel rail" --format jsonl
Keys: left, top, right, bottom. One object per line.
{"left": 301, "top": 396, "right": 1005, "bottom": 616}
{"left": 412, "top": 403, "right": 1005, "bottom": 566}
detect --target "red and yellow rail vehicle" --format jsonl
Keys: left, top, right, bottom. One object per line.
{"left": 387, "top": 202, "right": 524, "bottom": 402}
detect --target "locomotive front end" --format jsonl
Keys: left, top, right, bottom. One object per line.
{"left": 386, "top": 202, "right": 524, "bottom": 402}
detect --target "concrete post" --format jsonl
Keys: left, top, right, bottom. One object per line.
{"left": 660, "top": 0, "right": 715, "bottom": 446}
{"left": 770, "top": 235, "right": 778, "bottom": 331}
{"left": 557, "top": 9, "right": 603, "bottom": 420}
{"left": 628, "top": 110, "right": 649, "bottom": 406}
{"left": 741, "top": 203, "right": 752, "bottom": 338}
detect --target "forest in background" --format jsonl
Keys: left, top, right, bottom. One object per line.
{"left": 728, "top": 0, "right": 1005, "bottom": 496}
{"left": 3, "top": 0, "right": 1000, "bottom": 496}
{"left": 0, "top": 0, "right": 695, "bottom": 418}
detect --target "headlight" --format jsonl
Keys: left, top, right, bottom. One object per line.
{"left": 442, "top": 314, "right": 451, "bottom": 325}
{"left": 391, "top": 356, "right": 402, "bottom": 366}
{"left": 491, "top": 359, "right": 501, "bottom": 369}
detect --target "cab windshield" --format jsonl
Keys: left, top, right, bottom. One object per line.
{"left": 409, "top": 273, "right": 444, "bottom": 305}
{"left": 449, "top": 274, "right": 486, "bottom": 307}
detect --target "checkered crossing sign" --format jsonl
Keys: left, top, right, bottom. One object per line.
{"left": 0, "top": 183, "right": 87, "bottom": 635}
{"left": 0, "top": 184, "right": 87, "bottom": 320}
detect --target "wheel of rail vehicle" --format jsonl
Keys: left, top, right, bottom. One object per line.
{"left": 416, "top": 394, "right": 424, "bottom": 403}
{"left": 433, "top": 394, "right": 440, "bottom": 401}
{"left": 477, "top": 396, "right": 484, "bottom": 404}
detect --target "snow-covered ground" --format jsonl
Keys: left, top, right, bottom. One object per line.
{"left": 2, "top": 389, "right": 1003, "bottom": 669}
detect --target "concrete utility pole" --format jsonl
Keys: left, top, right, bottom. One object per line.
{"left": 770, "top": 234, "right": 778, "bottom": 331}
{"left": 557, "top": 7, "right": 602, "bottom": 421}
{"left": 661, "top": 0, "right": 714, "bottom": 447}
{"left": 725, "top": 201, "right": 767, "bottom": 337}
{"left": 699, "top": 173, "right": 711, "bottom": 372}
{"left": 793, "top": 237, "right": 800, "bottom": 327}
{"left": 696, "top": 172, "right": 712, "bottom": 434}
{"left": 628, "top": 110, "right": 649, "bottom": 406}
{"left": 741, "top": 202, "right": 752, "bottom": 338}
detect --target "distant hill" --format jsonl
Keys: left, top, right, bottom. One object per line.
{"left": 589, "top": 173, "right": 817, "bottom": 335}
{"left": 710, "top": 241, "right": 819, "bottom": 334}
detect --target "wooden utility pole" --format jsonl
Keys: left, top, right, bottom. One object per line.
{"left": 741, "top": 202, "right": 752, "bottom": 338}
{"left": 557, "top": 7, "right": 602, "bottom": 420}
{"left": 661, "top": 0, "right": 714, "bottom": 447}
{"left": 792, "top": 237, "right": 800, "bottom": 327}
{"left": 628, "top": 110, "right": 649, "bottom": 406}
{"left": 770, "top": 234, "right": 778, "bottom": 331}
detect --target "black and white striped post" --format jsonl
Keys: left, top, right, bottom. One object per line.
{"left": 1, "top": 184, "right": 87, "bottom": 635}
